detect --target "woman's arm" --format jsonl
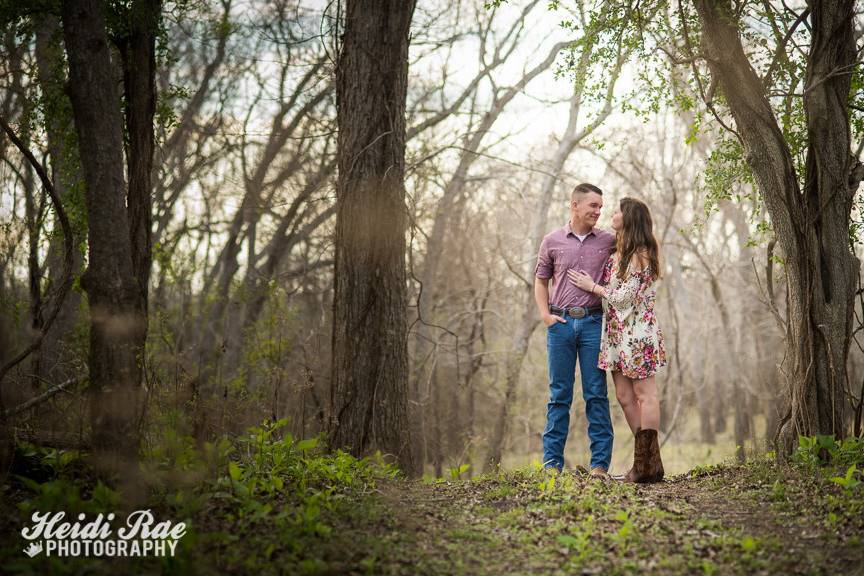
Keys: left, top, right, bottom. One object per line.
{"left": 595, "top": 271, "right": 641, "bottom": 309}
{"left": 567, "top": 265, "right": 643, "bottom": 310}
{"left": 601, "top": 250, "right": 649, "bottom": 308}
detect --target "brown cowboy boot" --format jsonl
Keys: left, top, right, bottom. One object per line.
{"left": 621, "top": 429, "right": 649, "bottom": 483}
{"left": 636, "top": 429, "right": 664, "bottom": 483}
{"left": 622, "top": 465, "right": 636, "bottom": 482}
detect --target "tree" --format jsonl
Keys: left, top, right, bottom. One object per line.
{"left": 61, "top": 0, "right": 160, "bottom": 479}
{"left": 328, "top": 0, "right": 418, "bottom": 474}
{"left": 34, "top": 13, "right": 86, "bottom": 388}
{"left": 564, "top": 0, "right": 864, "bottom": 454}
{"left": 687, "top": 1, "right": 863, "bottom": 452}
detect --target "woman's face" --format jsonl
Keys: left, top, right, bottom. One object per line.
{"left": 612, "top": 207, "right": 623, "bottom": 231}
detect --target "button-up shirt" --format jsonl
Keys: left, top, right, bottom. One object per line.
{"left": 534, "top": 223, "right": 615, "bottom": 309}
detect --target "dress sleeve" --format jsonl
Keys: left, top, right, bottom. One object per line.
{"left": 605, "top": 268, "right": 645, "bottom": 310}
{"left": 600, "top": 258, "right": 613, "bottom": 286}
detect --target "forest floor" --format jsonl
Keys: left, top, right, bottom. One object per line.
{"left": 3, "top": 433, "right": 864, "bottom": 575}
{"left": 314, "top": 460, "right": 864, "bottom": 576}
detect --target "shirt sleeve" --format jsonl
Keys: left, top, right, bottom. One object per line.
{"left": 605, "top": 268, "right": 644, "bottom": 310}
{"left": 534, "top": 236, "right": 553, "bottom": 279}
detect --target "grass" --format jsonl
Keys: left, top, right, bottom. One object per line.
{"left": 501, "top": 415, "right": 764, "bottom": 476}
{"left": 1, "top": 428, "right": 863, "bottom": 575}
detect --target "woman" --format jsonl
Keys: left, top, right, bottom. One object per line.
{"left": 568, "top": 197, "right": 666, "bottom": 483}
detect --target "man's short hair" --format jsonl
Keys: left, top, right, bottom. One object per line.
{"left": 571, "top": 183, "right": 603, "bottom": 203}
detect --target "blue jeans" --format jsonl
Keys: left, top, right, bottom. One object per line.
{"left": 542, "top": 313, "right": 613, "bottom": 471}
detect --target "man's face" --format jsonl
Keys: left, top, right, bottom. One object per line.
{"left": 571, "top": 192, "right": 603, "bottom": 227}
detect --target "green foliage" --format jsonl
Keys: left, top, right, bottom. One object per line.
{"left": 685, "top": 461, "right": 724, "bottom": 478}
{"left": 155, "top": 82, "right": 191, "bottom": 133}
{"left": 740, "top": 535, "right": 757, "bottom": 553}
{"left": 830, "top": 465, "right": 861, "bottom": 492}
{"left": 791, "top": 435, "right": 864, "bottom": 525}
{"left": 7, "top": 448, "right": 862, "bottom": 574}
{"left": 701, "top": 137, "right": 755, "bottom": 216}
{"left": 612, "top": 509, "right": 634, "bottom": 544}
{"left": 33, "top": 30, "right": 89, "bottom": 254}
{"left": 3, "top": 418, "right": 400, "bottom": 574}
{"left": 548, "top": 0, "right": 864, "bottom": 246}
{"left": 792, "top": 434, "right": 864, "bottom": 472}
{"left": 448, "top": 462, "right": 470, "bottom": 480}
{"left": 850, "top": 186, "right": 864, "bottom": 246}
{"left": 770, "top": 480, "right": 786, "bottom": 502}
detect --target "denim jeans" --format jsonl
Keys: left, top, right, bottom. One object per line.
{"left": 542, "top": 313, "right": 613, "bottom": 471}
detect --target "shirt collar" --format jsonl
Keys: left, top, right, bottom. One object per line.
{"left": 566, "top": 221, "right": 595, "bottom": 238}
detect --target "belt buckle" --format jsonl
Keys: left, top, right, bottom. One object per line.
{"left": 571, "top": 307, "right": 586, "bottom": 319}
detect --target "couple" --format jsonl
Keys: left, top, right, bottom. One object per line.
{"left": 534, "top": 182, "right": 666, "bottom": 483}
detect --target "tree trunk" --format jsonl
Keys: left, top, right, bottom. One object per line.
{"left": 698, "top": 376, "right": 715, "bottom": 444}
{"left": 35, "top": 13, "right": 85, "bottom": 387}
{"left": 709, "top": 258, "right": 746, "bottom": 460}
{"left": 431, "top": 358, "right": 443, "bottom": 477}
{"left": 22, "top": 130, "right": 42, "bottom": 390}
{"left": 61, "top": 0, "right": 145, "bottom": 478}
{"left": 328, "top": 0, "right": 418, "bottom": 475}
{"left": 694, "top": 0, "right": 862, "bottom": 454}
{"left": 121, "top": 0, "right": 161, "bottom": 325}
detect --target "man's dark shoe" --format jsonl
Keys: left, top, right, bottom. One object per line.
{"left": 589, "top": 466, "right": 609, "bottom": 479}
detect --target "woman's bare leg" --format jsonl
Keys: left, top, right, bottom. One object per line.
{"left": 612, "top": 371, "right": 640, "bottom": 434}
{"left": 633, "top": 376, "right": 660, "bottom": 430}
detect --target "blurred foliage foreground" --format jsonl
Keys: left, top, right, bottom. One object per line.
{"left": 1, "top": 424, "right": 863, "bottom": 575}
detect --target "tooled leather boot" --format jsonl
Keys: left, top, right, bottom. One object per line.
{"left": 637, "top": 429, "right": 664, "bottom": 483}
{"left": 621, "top": 429, "right": 649, "bottom": 483}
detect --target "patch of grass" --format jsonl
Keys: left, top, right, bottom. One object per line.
{"left": 4, "top": 434, "right": 864, "bottom": 574}
{"left": 1, "top": 419, "right": 398, "bottom": 575}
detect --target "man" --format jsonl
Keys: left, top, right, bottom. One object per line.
{"left": 534, "top": 183, "right": 615, "bottom": 476}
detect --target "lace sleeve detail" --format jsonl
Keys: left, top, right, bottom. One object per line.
{"left": 600, "top": 258, "right": 613, "bottom": 287}
{"left": 605, "top": 268, "right": 646, "bottom": 310}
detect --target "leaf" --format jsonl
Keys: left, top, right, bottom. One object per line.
{"left": 617, "top": 523, "right": 632, "bottom": 539}
{"left": 13, "top": 474, "right": 43, "bottom": 493}
{"left": 297, "top": 438, "right": 319, "bottom": 452}
{"left": 556, "top": 534, "right": 580, "bottom": 548}
{"left": 91, "top": 481, "right": 120, "bottom": 510}
{"left": 228, "top": 461, "right": 242, "bottom": 482}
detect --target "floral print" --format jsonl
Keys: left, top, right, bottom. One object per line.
{"left": 597, "top": 256, "right": 666, "bottom": 379}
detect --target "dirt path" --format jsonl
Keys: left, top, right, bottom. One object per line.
{"left": 334, "top": 466, "right": 864, "bottom": 575}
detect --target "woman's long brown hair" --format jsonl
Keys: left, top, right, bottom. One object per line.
{"left": 615, "top": 197, "right": 661, "bottom": 280}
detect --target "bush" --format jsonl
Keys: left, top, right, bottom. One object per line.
{"left": 2, "top": 418, "right": 401, "bottom": 574}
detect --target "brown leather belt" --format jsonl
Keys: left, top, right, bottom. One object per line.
{"left": 550, "top": 305, "right": 603, "bottom": 319}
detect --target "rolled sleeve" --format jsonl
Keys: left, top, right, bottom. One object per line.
{"left": 534, "top": 236, "right": 553, "bottom": 279}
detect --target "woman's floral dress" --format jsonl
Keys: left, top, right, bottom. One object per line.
{"left": 597, "top": 256, "right": 666, "bottom": 379}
